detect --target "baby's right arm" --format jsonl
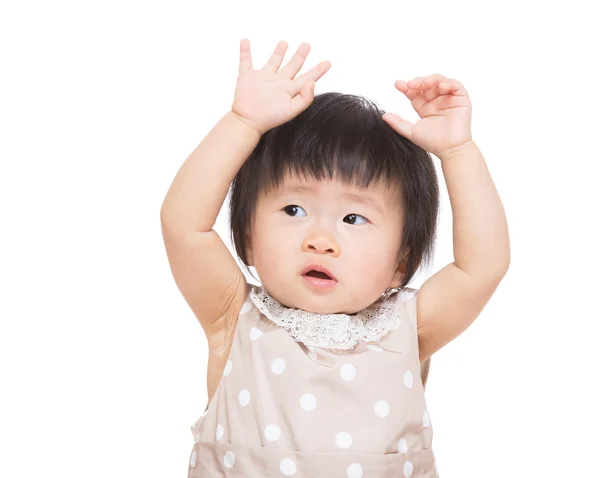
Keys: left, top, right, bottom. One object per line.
{"left": 160, "top": 111, "right": 260, "bottom": 343}
{"left": 160, "top": 39, "right": 331, "bottom": 345}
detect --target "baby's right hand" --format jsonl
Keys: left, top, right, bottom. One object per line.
{"left": 231, "top": 39, "right": 331, "bottom": 136}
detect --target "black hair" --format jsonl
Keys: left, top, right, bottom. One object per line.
{"left": 228, "top": 91, "right": 439, "bottom": 289}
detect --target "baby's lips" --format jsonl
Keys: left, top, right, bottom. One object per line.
{"left": 300, "top": 264, "right": 337, "bottom": 281}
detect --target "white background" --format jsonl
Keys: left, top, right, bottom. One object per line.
{"left": 1, "top": 1, "right": 599, "bottom": 476}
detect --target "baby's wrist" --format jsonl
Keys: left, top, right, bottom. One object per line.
{"left": 229, "top": 110, "right": 264, "bottom": 138}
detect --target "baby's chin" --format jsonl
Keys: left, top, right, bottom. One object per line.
{"left": 264, "top": 284, "right": 373, "bottom": 315}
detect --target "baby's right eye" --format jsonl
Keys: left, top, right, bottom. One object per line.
{"left": 283, "top": 205, "right": 307, "bottom": 217}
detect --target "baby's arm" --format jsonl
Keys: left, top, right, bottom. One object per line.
{"left": 160, "top": 39, "right": 329, "bottom": 344}
{"left": 385, "top": 76, "right": 510, "bottom": 363}
{"left": 160, "top": 111, "right": 260, "bottom": 342}
{"left": 417, "top": 141, "right": 510, "bottom": 363}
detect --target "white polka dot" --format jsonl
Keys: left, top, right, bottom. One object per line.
{"left": 300, "top": 393, "right": 317, "bottom": 411}
{"left": 347, "top": 463, "right": 363, "bottom": 478}
{"left": 224, "top": 450, "right": 235, "bottom": 468}
{"left": 264, "top": 424, "right": 281, "bottom": 441}
{"left": 335, "top": 431, "right": 352, "bottom": 449}
{"left": 397, "top": 438, "right": 408, "bottom": 453}
{"left": 404, "top": 370, "right": 414, "bottom": 388}
{"left": 280, "top": 458, "right": 296, "bottom": 475}
{"left": 223, "top": 360, "right": 233, "bottom": 376}
{"left": 240, "top": 301, "right": 253, "bottom": 314}
{"left": 423, "top": 410, "right": 430, "bottom": 427}
{"left": 189, "top": 448, "right": 196, "bottom": 467}
{"left": 271, "top": 358, "right": 286, "bottom": 374}
{"left": 374, "top": 400, "right": 390, "bottom": 417}
{"left": 238, "top": 389, "right": 251, "bottom": 406}
{"left": 307, "top": 346, "right": 318, "bottom": 361}
{"left": 367, "top": 344, "right": 383, "bottom": 352}
{"left": 249, "top": 326, "right": 263, "bottom": 340}
{"left": 340, "top": 364, "right": 356, "bottom": 381}
{"left": 404, "top": 460, "right": 414, "bottom": 477}
{"left": 216, "top": 424, "right": 224, "bottom": 440}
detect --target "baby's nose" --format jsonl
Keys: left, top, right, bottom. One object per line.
{"left": 302, "top": 236, "right": 340, "bottom": 256}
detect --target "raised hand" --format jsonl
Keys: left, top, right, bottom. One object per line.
{"left": 382, "top": 73, "right": 473, "bottom": 158}
{"left": 231, "top": 39, "right": 332, "bottom": 136}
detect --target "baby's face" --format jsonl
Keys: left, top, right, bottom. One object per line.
{"left": 246, "top": 173, "right": 406, "bottom": 314}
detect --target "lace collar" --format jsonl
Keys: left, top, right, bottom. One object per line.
{"left": 248, "top": 286, "right": 402, "bottom": 350}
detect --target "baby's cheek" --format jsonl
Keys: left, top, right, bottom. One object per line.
{"left": 359, "top": 245, "right": 386, "bottom": 268}
{"left": 355, "top": 249, "right": 390, "bottom": 283}
{"left": 257, "top": 240, "right": 286, "bottom": 279}
{"left": 353, "top": 255, "right": 373, "bottom": 278}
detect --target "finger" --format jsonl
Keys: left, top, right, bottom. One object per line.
{"left": 399, "top": 74, "right": 450, "bottom": 104}
{"left": 261, "top": 40, "right": 289, "bottom": 74}
{"left": 394, "top": 80, "right": 429, "bottom": 111}
{"left": 290, "top": 80, "right": 316, "bottom": 117}
{"left": 290, "top": 60, "right": 331, "bottom": 96}
{"left": 438, "top": 78, "right": 468, "bottom": 97}
{"left": 278, "top": 42, "right": 312, "bottom": 79}
{"left": 239, "top": 38, "right": 253, "bottom": 72}
{"left": 422, "top": 77, "right": 468, "bottom": 101}
{"left": 381, "top": 113, "right": 414, "bottom": 141}
{"left": 413, "top": 74, "right": 470, "bottom": 101}
{"left": 416, "top": 74, "right": 448, "bottom": 102}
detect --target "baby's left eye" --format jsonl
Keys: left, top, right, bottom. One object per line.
{"left": 343, "top": 214, "right": 369, "bottom": 225}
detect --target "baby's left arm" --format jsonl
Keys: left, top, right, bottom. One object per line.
{"left": 383, "top": 74, "right": 510, "bottom": 363}
{"left": 416, "top": 140, "right": 510, "bottom": 363}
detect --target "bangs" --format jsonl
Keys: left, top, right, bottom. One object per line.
{"left": 255, "top": 93, "right": 412, "bottom": 195}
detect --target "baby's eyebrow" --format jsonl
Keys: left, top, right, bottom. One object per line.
{"left": 279, "top": 185, "right": 384, "bottom": 215}
{"left": 340, "top": 192, "right": 384, "bottom": 215}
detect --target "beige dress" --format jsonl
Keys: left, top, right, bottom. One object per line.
{"left": 188, "top": 283, "right": 439, "bottom": 477}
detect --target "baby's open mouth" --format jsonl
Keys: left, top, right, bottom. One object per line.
{"left": 304, "top": 270, "right": 334, "bottom": 280}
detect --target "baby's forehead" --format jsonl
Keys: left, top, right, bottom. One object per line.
{"left": 264, "top": 174, "right": 403, "bottom": 213}
{"left": 271, "top": 174, "right": 398, "bottom": 197}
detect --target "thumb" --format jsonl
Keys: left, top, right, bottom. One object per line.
{"left": 382, "top": 113, "right": 414, "bottom": 141}
{"left": 291, "top": 80, "right": 315, "bottom": 116}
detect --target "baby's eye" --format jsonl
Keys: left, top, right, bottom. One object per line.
{"left": 283, "top": 205, "right": 307, "bottom": 217}
{"left": 343, "top": 214, "right": 369, "bottom": 225}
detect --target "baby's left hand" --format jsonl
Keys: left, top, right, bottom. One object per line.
{"left": 382, "top": 74, "right": 473, "bottom": 158}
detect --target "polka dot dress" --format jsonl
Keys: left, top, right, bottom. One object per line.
{"left": 188, "top": 284, "right": 439, "bottom": 477}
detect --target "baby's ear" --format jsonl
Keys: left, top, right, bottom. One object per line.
{"left": 399, "top": 249, "right": 411, "bottom": 272}
{"left": 390, "top": 254, "right": 409, "bottom": 288}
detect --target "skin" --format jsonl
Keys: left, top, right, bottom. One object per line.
{"left": 245, "top": 171, "right": 410, "bottom": 315}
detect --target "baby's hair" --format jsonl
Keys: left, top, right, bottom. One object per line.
{"left": 229, "top": 92, "right": 440, "bottom": 289}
